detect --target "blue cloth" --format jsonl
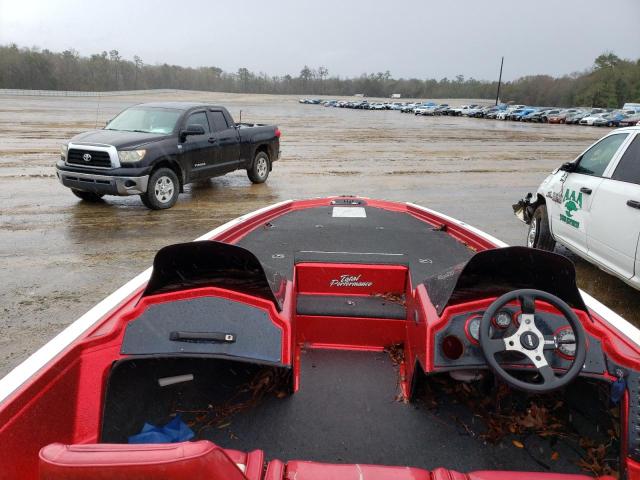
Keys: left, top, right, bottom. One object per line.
{"left": 611, "top": 377, "right": 626, "bottom": 406}
{"left": 128, "top": 415, "right": 195, "bottom": 444}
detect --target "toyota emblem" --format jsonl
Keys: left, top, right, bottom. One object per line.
{"left": 82, "top": 153, "right": 92, "bottom": 162}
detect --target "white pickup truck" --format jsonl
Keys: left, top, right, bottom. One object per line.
{"left": 514, "top": 126, "right": 640, "bottom": 289}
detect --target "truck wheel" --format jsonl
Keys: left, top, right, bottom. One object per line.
{"left": 248, "top": 151, "right": 270, "bottom": 184}
{"left": 140, "top": 168, "right": 179, "bottom": 210}
{"left": 71, "top": 189, "right": 104, "bottom": 202}
{"left": 527, "top": 205, "right": 555, "bottom": 251}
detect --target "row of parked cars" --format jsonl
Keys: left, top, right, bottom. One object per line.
{"left": 299, "top": 98, "right": 640, "bottom": 127}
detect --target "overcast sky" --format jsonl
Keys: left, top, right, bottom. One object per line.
{"left": 1, "top": 0, "right": 639, "bottom": 81}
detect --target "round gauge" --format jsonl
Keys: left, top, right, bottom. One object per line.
{"left": 493, "top": 310, "right": 512, "bottom": 329}
{"left": 465, "top": 316, "right": 481, "bottom": 344}
{"left": 556, "top": 327, "right": 576, "bottom": 358}
{"left": 512, "top": 310, "right": 523, "bottom": 326}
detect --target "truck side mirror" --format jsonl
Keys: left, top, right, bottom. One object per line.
{"left": 179, "top": 124, "right": 205, "bottom": 142}
{"left": 559, "top": 162, "right": 576, "bottom": 172}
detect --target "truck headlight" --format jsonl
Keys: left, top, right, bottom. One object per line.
{"left": 60, "top": 144, "right": 68, "bottom": 160}
{"left": 118, "top": 149, "right": 146, "bottom": 164}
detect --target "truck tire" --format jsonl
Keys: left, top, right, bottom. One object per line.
{"left": 71, "top": 189, "right": 104, "bottom": 202}
{"left": 247, "top": 151, "right": 270, "bottom": 184}
{"left": 140, "top": 168, "right": 179, "bottom": 210}
{"left": 527, "top": 205, "right": 555, "bottom": 251}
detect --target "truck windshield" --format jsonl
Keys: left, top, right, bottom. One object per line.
{"left": 106, "top": 107, "right": 181, "bottom": 134}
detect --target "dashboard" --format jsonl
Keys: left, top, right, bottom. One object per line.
{"left": 434, "top": 305, "right": 607, "bottom": 374}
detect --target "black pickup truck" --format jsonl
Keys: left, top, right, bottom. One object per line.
{"left": 56, "top": 102, "right": 280, "bottom": 209}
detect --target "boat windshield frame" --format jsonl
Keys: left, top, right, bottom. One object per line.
{"left": 424, "top": 246, "right": 589, "bottom": 316}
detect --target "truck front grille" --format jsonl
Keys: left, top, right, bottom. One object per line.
{"left": 67, "top": 149, "right": 112, "bottom": 168}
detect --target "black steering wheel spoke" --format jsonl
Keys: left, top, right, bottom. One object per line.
{"left": 519, "top": 294, "right": 536, "bottom": 315}
{"left": 479, "top": 289, "right": 586, "bottom": 393}
{"left": 539, "top": 365, "right": 557, "bottom": 384}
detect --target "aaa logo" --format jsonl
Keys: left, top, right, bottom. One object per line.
{"left": 559, "top": 189, "right": 583, "bottom": 228}
{"left": 563, "top": 189, "right": 583, "bottom": 218}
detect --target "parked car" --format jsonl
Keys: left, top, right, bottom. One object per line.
{"left": 433, "top": 104, "right": 449, "bottom": 114}
{"left": 579, "top": 112, "right": 609, "bottom": 126}
{"left": 514, "top": 126, "right": 640, "bottom": 289}
{"left": 593, "top": 112, "right": 629, "bottom": 127}
{"left": 446, "top": 105, "right": 477, "bottom": 116}
{"left": 521, "top": 108, "right": 543, "bottom": 122}
{"left": 56, "top": 103, "right": 280, "bottom": 209}
{"left": 594, "top": 111, "right": 637, "bottom": 127}
{"left": 548, "top": 109, "right": 579, "bottom": 124}
{"left": 469, "top": 106, "right": 494, "bottom": 118}
{"left": 439, "top": 105, "right": 456, "bottom": 116}
{"left": 401, "top": 103, "right": 418, "bottom": 113}
{"left": 414, "top": 104, "right": 437, "bottom": 116}
{"left": 512, "top": 107, "right": 537, "bottom": 121}
{"left": 508, "top": 108, "right": 527, "bottom": 121}
{"left": 565, "top": 110, "right": 589, "bottom": 124}
{"left": 619, "top": 114, "right": 640, "bottom": 127}
{"left": 464, "top": 105, "right": 486, "bottom": 117}
{"left": 484, "top": 106, "right": 506, "bottom": 119}
{"left": 496, "top": 105, "right": 524, "bottom": 120}
{"left": 527, "top": 108, "right": 556, "bottom": 123}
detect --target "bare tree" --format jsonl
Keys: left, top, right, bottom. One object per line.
{"left": 300, "top": 65, "right": 312, "bottom": 90}
{"left": 133, "top": 55, "right": 143, "bottom": 89}
{"left": 318, "top": 66, "right": 328, "bottom": 93}
{"left": 109, "top": 49, "right": 121, "bottom": 89}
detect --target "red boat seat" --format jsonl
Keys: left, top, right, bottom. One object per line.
{"left": 278, "top": 462, "right": 614, "bottom": 480}
{"left": 283, "top": 460, "right": 431, "bottom": 479}
{"left": 431, "top": 468, "right": 616, "bottom": 480}
{"left": 265, "top": 459, "right": 285, "bottom": 480}
{"left": 39, "top": 441, "right": 264, "bottom": 480}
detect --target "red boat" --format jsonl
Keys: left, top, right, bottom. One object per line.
{"left": 1, "top": 197, "right": 638, "bottom": 480}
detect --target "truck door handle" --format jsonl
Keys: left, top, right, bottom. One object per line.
{"left": 208, "top": 137, "right": 217, "bottom": 144}
{"left": 580, "top": 187, "right": 592, "bottom": 195}
{"left": 627, "top": 200, "right": 640, "bottom": 210}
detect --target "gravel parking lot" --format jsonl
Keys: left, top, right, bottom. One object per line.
{"left": 1, "top": 91, "right": 638, "bottom": 378}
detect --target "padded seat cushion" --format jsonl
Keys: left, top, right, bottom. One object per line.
{"left": 39, "top": 441, "right": 264, "bottom": 480}
{"left": 279, "top": 463, "right": 611, "bottom": 480}
{"left": 284, "top": 460, "right": 430, "bottom": 480}
{"left": 431, "top": 468, "right": 614, "bottom": 480}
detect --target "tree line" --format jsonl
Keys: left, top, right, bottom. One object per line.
{"left": 0, "top": 44, "right": 638, "bottom": 108}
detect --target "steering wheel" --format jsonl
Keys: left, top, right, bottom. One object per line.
{"left": 479, "top": 289, "right": 586, "bottom": 393}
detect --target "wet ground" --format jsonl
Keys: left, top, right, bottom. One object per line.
{"left": 1, "top": 91, "right": 638, "bottom": 378}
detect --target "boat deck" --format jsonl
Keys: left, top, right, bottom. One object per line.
{"left": 236, "top": 205, "right": 474, "bottom": 286}
{"left": 201, "top": 350, "right": 584, "bottom": 473}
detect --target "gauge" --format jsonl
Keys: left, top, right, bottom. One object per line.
{"left": 465, "top": 316, "right": 481, "bottom": 344}
{"left": 493, "top": 310, "right": 512, "bottom": 329}
{"left": 555, "top": 327, "right": 576, "bottom": 358}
